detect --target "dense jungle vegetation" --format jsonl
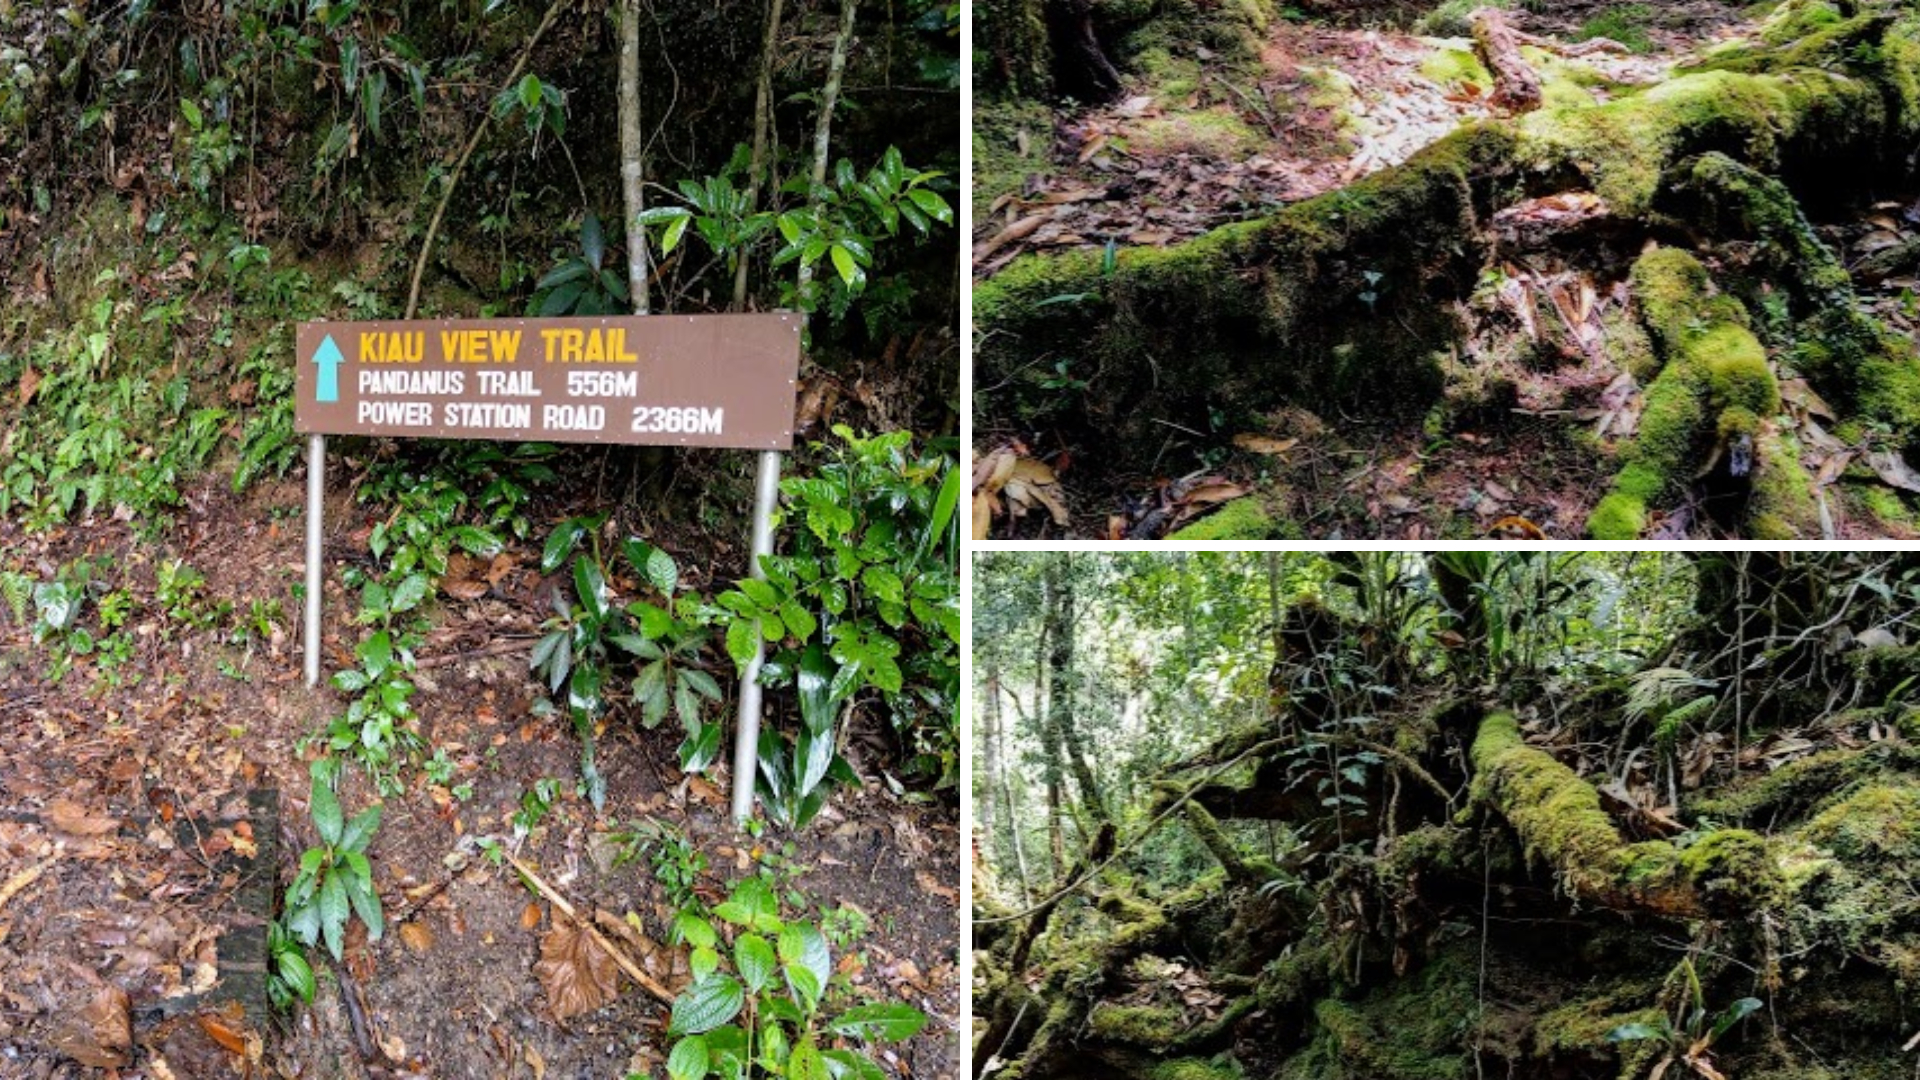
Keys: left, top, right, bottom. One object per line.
{"left": 972, "top": 0, "right": 1920, "bottom": 539}
{"left": 0, "top": 1, "right": 959, "bottom": 1075}
{"left": 972, "top": 551, "right": 1920, "bottom": 1080}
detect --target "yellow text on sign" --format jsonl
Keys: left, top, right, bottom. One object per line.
{"left": 439, "top": 329, "right": 522, "bottom": 363}
{"left": 541, "top": 327, "right": 639, "bottom": 363}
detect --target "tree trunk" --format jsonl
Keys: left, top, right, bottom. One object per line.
{"left": 618, "top": 0, "right": 650, "bottom": 315}
{"left": 1046, "top": 0, "right": 1122, "bottom": 105}
{"left": 734, "top": 0, "right": 785, "bottom": 310}
{"left": 797, "top": 0, "right": 858, "bottom": 307}
{"left": 1043, "top": 553, "right": 1108, "bottom": 826}
{"left": 981, "top": 664, "right": 1003, "bottom": 881}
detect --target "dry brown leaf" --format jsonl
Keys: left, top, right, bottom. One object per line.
{"left": 1815, "top": 450, "right": 1855, "bottom": 487}
{"left": 1024, "top": 481, "right": 1071, "bottom": 527}
{"left": 49, "top": 984, "right": 131, "bottom": 1068}
{"left": 599, "top": 911, "right": 694, "bottom": 996}
{"left": 398, "top": 921, "right": 435, "bottom": 953}
{"left": 1487, "top": 516, "right": 1547, "bottom": 540}
{"left": 973, "top": 214, "right": 1047, "bottom": 262}
{"left": 1178, "top": 482, "right": 1249, "bottom": 508}
{"left": 1076, "top": 133, "right": 1110, "bottom": 163}
{"left": 0, "top": 859, "right": 50, "bottom": 913}
{"left": 443, "top": 578, "right": 489, "bottom": 601}
{"left": 916, "top": 870, "right": 960, "bottom": 903}
{"left": 533, "top": 922, "right": 621, "bottom": 1021}
{"left": 521, "top": 902, "right": 544, "bottom": 930}
{"left": 46, "top": 798, "right": 119, "bottom": 838}
{"left": 17, "top": 365, "right": 40, "bottom": 408}
{"left": 1232, "top": 434, "right": 1299, "bottom": 456}
{"left": 971, "top": 491, "right": 994, "bottom": 540}
{"left": 196, "top": 1011, "right": 249, "bottom": 1055}
{"left": 1009, "top": 457, "right": 1058, "bottom": 485}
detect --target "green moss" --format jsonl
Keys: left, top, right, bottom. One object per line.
{"left": 970, "top": 99, "right": 1053, "bottom": 215}
{"left": 1151, "top": 1057, "right": 1244, "bottom": 1080}
{"left": 1089, "top": 1002, "right": 1185, "bottom": 1045}
{"left": 1284, "top": 952, "right": 1477, "bottom": 1080}
{"left": 1419, "top": 47, "right": 1491, "bottom": 95}
{"left": 1802, "top": 783, "right": 1920, "bottom": 862}
{"left": 1129, "top": 109, "right": 1261, "bottom": 159}
{"left": 1852, "top": 484, "right": 1917, "bottom": 528}
{"left": 1575, "top": 4, "right": 1655, "bottom": 54}
{"left": 1169, "top": 497, "right": 1294, "bottom": 540}
{"left": 1679, "top": 829, "right": 1785, "bottom": 912}
{"left": 1533, "top": 983, "right": 1665, "bottom": 1078}
{"left": 1695, "top": 745, "right": 1920, "bottom": 822}
{"left": 1413, "top": 0, "right": 1513, "bottom": 38}
{"left": 1698, "top": 324, "right": 1779, "bottom": 416}
{"left": 1748, "top": 430, "right": 1820, "bottom": 539}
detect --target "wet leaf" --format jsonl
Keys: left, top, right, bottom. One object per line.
{"left": 533, "top": 922, "right": 621, "bottom": 1020}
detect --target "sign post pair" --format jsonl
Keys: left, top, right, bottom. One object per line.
{"left": 295, "top": 313, "right": 803, "bottom": 825}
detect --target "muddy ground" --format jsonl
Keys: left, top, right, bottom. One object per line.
{"left": 0, "top": 471, "right": 960, "bottom": 1079}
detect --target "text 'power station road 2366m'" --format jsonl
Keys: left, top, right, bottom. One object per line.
{"left": 294, "top": 314, "right": 802, "bottom": 450}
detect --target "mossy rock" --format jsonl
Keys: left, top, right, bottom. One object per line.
{"left": 1169, "top": 497, "right": 1299, "bottom": 540}
{"left": 1090, "top": 1002, "right": 1186, "bottom": 1045}
{"left": 1151, "top": 1057, "right": 1244, "bottom": 1080}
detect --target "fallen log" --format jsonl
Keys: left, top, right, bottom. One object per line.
{"left": 1471, "top": 8, "right": 1542, "bottom": 113}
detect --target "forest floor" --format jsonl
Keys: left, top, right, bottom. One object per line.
{"left": 0, "top": 477, "right": 960, "bottom": 1078}
{"left": 972, "top": 1, "right": 1920, "bottom": 539}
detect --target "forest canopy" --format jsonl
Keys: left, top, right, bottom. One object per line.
{"left": 972, "top": 551, "right": 1920, "bottom": 1080}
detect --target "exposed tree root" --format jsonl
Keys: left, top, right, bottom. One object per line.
{"left": 976, "top": 0, "right": 1920, "bottom": 538}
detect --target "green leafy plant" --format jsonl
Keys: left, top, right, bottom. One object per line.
{"left": 613, "top": 818, "right": 709, "bottom": 912}
{"left": 656, "top": 876, "right": 927, "bottom": 1080}
{"left": 266, "top": 919, "right": 317, "bottom": 1010}
{"left": 530, "top": 211, "right": 632, "bottom": 316}
{"left": 326, "top": 575, "right": 430, "bottom": 792}
{"left": 1605, "top": 958, "right": 1762, "bottom": 1080}
{"left": 716, "top": 427, "right": 961, "bottom": 825}
{"left": 286, "top": 771, "right": 384, "bottom": 962}
{"left": 532, "top": 521, "right": 729, "bottom": 807}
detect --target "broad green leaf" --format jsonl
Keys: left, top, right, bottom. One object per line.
{"left": 310, "top": 775, "right": 343, "bottom": 847}
{"left": 670, "top": 975, "right": 745, "bottom": 1035}
{"left": 574, "top": 557, "right": 607, "bottom": 622}
{"left": 827, "top": 1003, "right": 929, "bottom": 1042}
{"left": 359, "top": 630, "right": 393, "bottom": 680}
{"left": 778, "top": 922, "right": 831, "bottom": 990}
{"left": 681, "top": 668, "right": 723, "bottom": 700}
{"left": 390, "top": 572, "right": 429, "bottom": 614}
{"left": 725, "top": 618, "right": 758, "bottom": 669}
{"left": 340, "top": 804, "right": 381, "bottom": 854}
{"left": 690, "top": 945, "right": 720, "bottom": 983}
{"left": 797, "top": 643, "right": 837, "bottom": 736}
{"left": 820, "top": 1049, "right": 887, "bottom": 1080}
{"left": 581, "top": 210, "right": 605, "bottom": 271}
{"left": 276, "top": 949, "right": 316, "bottom": 1003}
{"left": 663, "top": 215, "right": 690, "bottom": 255}
{"left": 739, "top": 578, "right": 779, "bottom": 611}
{"left": 343, "top": 856, "right": 384, "bottom": 940}
{"left": 667, "top": 1035, "right": 709, "bottom": 1080}
{"left": 541, "top": 518, "right": 588, "bottom": 573}
{"left": 676, "top": 911, "right": 717, "bottom": 949}
{"left": 779, "top": 601, "right": 817, "bottom": 643}
{"left": 679, "top": 721, "right": 723, "bottom": 773}
{"left": 906, "top": 188, "right": 953, "bottom": 226}
{"left": 830, "top": 244, "right": 857, "bottom": 285}
{"left": 734, "top": 933, "right": 775, "bottom": 993}
{"left": 319, "top": 871, "right": 349, "bottom": 960}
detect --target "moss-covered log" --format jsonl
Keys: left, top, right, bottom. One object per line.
{"left": 976, "top": 1, "right": 1920, "bottom": 536}
{"left": 1470, "top": 711, "right": 1785, "bottom": 918}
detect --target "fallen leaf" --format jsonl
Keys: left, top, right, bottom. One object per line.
{"left": 1076, "top": 133, "right": 1110, "bottom": 163}
{"left": 916, "top": 870, "right": 960, "bottom": 903}
{"left": 1486, "top": 516, "right": 1547, "bottom": 540}
{"left": 1814, "top": 450, "right": 1854, "bottom": 487}
{"left": 0, "top": 859, "right": 50, "bottom": 913}
{"left": 49, "top": 984, "right": 131, "bottom": 1068}
{"left": 1177, "top": 482, "right": 1249, "bottom": 509}
{"left": 532, "top": 923, "right": 621, "bottom": 1021}
{"left": 17, "top": 365, "right": 40, "bottom": 407}
{"left": 973, "top": 214, "right": 1047, "bottom": 262}
{"left": 46, "top": 798, "right": 119, "bottom": 838}
{"left": 196, "top": 1011, "right": 249, "bottom": 1055}
{"left": 443, "top": 578, "right": 489, "bottom": 601}
{"left": 1868, "top": 451, "right": 1920, "bottom": 493}
{"left": 971, "top": 491, "right": 993, "bottom": 540}
{"left": 522, "top": 902, "right": 544, "bottom": 930}
{"left": 1232, "top": 434, "right": 1299, "bottom": 456}
{"left": 398, "top": 921, "right": 435, "bottom": 953}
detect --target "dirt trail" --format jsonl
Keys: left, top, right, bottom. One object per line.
{"left": 0, "top": 482, "right": 959, "bottom": 1078}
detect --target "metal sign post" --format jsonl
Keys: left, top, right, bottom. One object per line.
{"left": 304, "top": 434, "right": 325, "bottom": 689}
{"left": 729, "top": 449, "right": 783, "bottom": 824}
{"left": 294, "top": 314, "right": 802, "bottom": 816}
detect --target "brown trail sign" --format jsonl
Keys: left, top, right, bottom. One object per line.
{"left": 295, "top": 313, "right": 803, "bottom": 824}
{"left": 294, "top": 313, "right": 802, "bottom": 449}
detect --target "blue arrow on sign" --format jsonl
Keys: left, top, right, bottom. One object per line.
{"left": 313, "top": 334, "right": 343, "bottom": 403}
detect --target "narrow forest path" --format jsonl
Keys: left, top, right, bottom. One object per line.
{"left": 0, "top": 481, "right": 960, "bottom": 1079}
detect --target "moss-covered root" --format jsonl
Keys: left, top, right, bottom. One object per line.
{"left": 975, "top": 123, "right": 1518, "bottom": 438}
{"left": 1470, "top": 711, "right": 1785, "bottom": 918}
{"left": 1588, "top": 248, "right": 1790, "bottom": 538}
